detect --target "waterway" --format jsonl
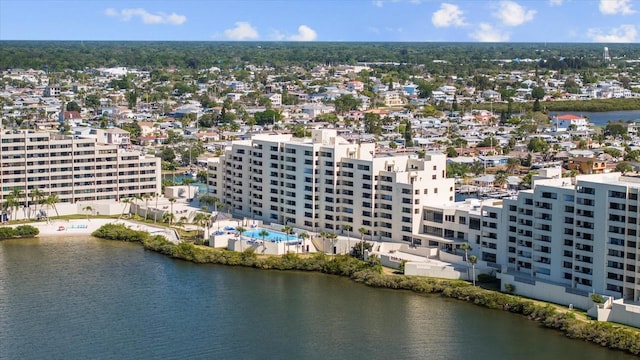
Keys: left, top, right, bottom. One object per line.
{"left": 0, "top": 237, "right": 635, "bottom": 360}
{"left": 550, "top": 110, "right": 640, "bottom": 126}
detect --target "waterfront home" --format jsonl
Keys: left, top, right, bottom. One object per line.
{"left": 551, "top": 114, "right": 589, "bottom": 132}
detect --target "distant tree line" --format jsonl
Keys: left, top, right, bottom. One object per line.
{"left": 1, "top": 41, "right": 638, "bottom": 73}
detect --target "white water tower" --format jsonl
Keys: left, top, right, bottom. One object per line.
{"left": 604, "top": 47, "right": 611, "bottom": 62}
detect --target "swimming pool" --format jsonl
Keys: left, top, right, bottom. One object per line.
{"left": 242, "top": 228, "right": 300, "bottom": 243}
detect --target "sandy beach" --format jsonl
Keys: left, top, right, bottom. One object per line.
{"left": 3, "top": 218, "right": 180, "bottom": 243}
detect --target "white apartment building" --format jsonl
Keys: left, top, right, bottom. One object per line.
{"left": 0, "top": 130, "right": 161, "bottom": 206}
{"left": 207, "top": 129, "right": 454, "bottom": 243}
{"left": 421, "top": 198, "right": 504, "bottom": 267}
{"left": 498, "top": 173, "right": 640, "bottom": 302}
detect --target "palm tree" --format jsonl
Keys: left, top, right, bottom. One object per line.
{"left": 143, "top": 194, "right": 152, "bottom": 221}
{"left": 358, "top": 227, "right": 367, "bottom": 259}
{"left": 460, "top": 242, "right": 472, "bottom": 279}
{"left": 258, "top": 229, "right": 269, "bottom": 251}
{"left": 153, "top": 193, "right": 160, "bottom": 223}
{"left": 162, "top": 212, "right": 175, "bottom": 225}
{"left": 282, "top": 225, "right": 294, "bottom": 253}
{"left": 199, "top": 194, "right": 217, "bottom": 212}
{"left": 505, "top": 157, "right": 521, "bottom": 175}
{"left": 319, "top": 231, "right": 328, "bottom": 254}
{"left": 203, "top": 214, "right": 212, "bottom": 240}
{"left": 45, "top": 193, "right": 60, "bottom": 219}
{"left": 9, "top": 188, "right": 24, "bottom": 220}
{"left": 182, "top": 177, "right": 196, "bottom": 200}
{"left": 493, "top": 170, "right": 509, "bottom": 189}
{"left": 236, "top": 226, "right": 247, "bottom": 252}
{"left": 30, "top": 188, "right": 45, "bottom": 219}
{"left": 83, "top": 205, "right": 93, "bottom": 221}
{"left": 133, "top": 194, "right": 142, "bottom": 217}
{"left": 327, "top": 233, "right": 338, "bottom": 254}
{"left": 298, "top": 232, "right": 309, "bottom": 253}
{"left": 119, "top": 198, "right": 131, "bottom": 220}
{"left": 343, "top": 224, "right": 352, "bottom": 255}
{"left": 470, "top": 160, "right": 485, "bottom": 176}
{"left": 469, "top": 255, "right": 478, "bottom": 286}
{"left": 5, "top": 195, "right": 19, "bottom": 222}
{"left": 193, "top": 212, "right": 207, "bottom": 240}
{"left": 169, "top": 197, "right": 176, "bottom": 219}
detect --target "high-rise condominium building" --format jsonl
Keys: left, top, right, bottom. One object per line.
{"left": 0, "top": 130, "right": 161, "bottom": 205}
{"left": 207, "top": 130, "right": 455, "bottom": 243}
{"left": 500, "top": 173, "right": 640, "bottom": 303}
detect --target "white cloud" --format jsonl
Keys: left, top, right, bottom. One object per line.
{"left": 432, "top": 3, "right": 467, "bottom": 28}
{"left": 104, "top": 8, "right": 186, "bottom": 25}
{"left": 469, "top": 23, "right": 510, "bottom": 42}
{"left": 548, "top": 0, "right": 564, "bottom": 6}
{"left": 587, "top": 24, "right": 637, "bottom": 42}
{"left": 288, "top": 25, "right": 318, "bottom": 41}
{"left": 599, "top": 0, "right": 635, "bottom": 15}
{"left": 269, "top": 29, "right": 286, "bottom": 41}
{"left": 224, "top": 22, "right": 259, "bottom": 40}
{"left": 493, "top": 1, "right": 536, "bottom": 26}
{"left": 373, "top": 0, "right": 384, "bottom": 7}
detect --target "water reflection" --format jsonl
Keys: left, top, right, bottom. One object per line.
{"left": 0, "top": 237, "right": 635, "bottom": 360}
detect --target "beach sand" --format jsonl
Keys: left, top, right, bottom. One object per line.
{"left": 2, "top": 218, "right": 180, "bottom": 243}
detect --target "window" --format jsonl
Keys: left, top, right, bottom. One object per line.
{"left": 424, "top": 210, "right": 443, "bottom": 223}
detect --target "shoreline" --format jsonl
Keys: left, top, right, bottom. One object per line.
{"left": 80, "top": 225, "right": 640, "bottom": 355}
{"left": 0, "top": 218, "right": 180, "bottom": 243}
{"left": 3, "top": 222, "right": 639, "bottom": 356}
{"left": 132, "top": 235, "right": 640, "bottom": 356}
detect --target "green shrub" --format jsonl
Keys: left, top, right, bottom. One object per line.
{"left": 0, "top": 225, "right": 39, "bottom": 239}
{"left": 92, "top": 223, "right": 150, "bottom": 243}
{"left": 591, "top": 294, "right": 605, "bottom": 304}
{"left": 15, "top": 225, "right": 39, "bottom": 237}
{"left": 504, "top": 283, "right": 516, "bottom": 293}
{"left": 0, "top": 227, "right": 15, "bottom": 238}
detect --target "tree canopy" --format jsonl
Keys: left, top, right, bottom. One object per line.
{"left": 254, "top": 109, "right": 281, "bottom": 125}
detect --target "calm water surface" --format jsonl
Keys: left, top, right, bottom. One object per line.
{"left": 0, "top": 237, "right": 635, "bottom": 360}
{"left": 550, "top": 110, "right": 640, "bottom": 126}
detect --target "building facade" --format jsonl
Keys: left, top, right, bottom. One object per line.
{"left": 207, "top": 130, "right": 455, "bottom": 243}
{"left": 0, "top": 130, "right": 161, "bottom": 205}
{"left": 552, "top": 114, "right": 589, "bottom": 132}
{"left": 500, "top": 173, "right": 640, "bottom": 302}
{"left": 421, "top": 198, "right": 504, "bottom": 268}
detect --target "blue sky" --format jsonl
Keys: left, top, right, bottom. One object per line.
{"left": 0, "top": 0, "right": 638, "bottom": 42}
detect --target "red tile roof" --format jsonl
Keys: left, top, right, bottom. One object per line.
{"left": 554, "top": 114, "right": 584, "bottom": 120}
